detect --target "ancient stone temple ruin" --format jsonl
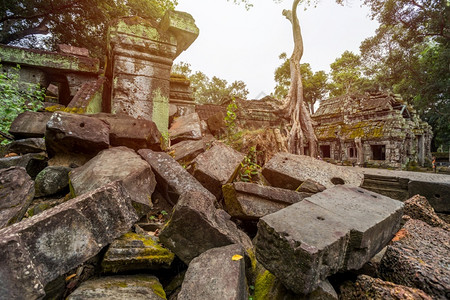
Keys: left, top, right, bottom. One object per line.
{"left": 312, "top": 92, "right": 433, "bottom": 168}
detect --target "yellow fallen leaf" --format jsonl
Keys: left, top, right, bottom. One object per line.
{"left": 65, "top": 274, "right": 77, "bottom": 281}
{"left": 232, "top": 254, "right": 243, "bottom": 261}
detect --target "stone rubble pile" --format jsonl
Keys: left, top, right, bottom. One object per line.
{"left": 1, "top": 108, "right": 448, "bottom": 300}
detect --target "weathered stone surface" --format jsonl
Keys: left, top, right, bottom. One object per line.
{"left": 138, "top": 149, "right": 215, "bottom": 205}
{"left": 254, "top": 186, "right": 403, "bottom": 294}
{"left": 67, "top": 275, "right": 166, "bottom": 300}
{"left": 34, "top": 166, "right": 71, "bottom": 197}
{"left": 379, "top": 219, "right": 450, "bottom": 299}
{"left": 169, "top": 139, "right": 205, "bottom": 163}
{"left": 307, "top": 186, "right": 404, "bottom": 270}
{"left": 340, "top": 275, "right": 432, "bottom": 300}
{"left": 159, "top": 190, "right": 252, "bottom": 264}
{"left": 192, "top": 142, "right": 245, "bottom": 199}
{"left": 70, "top": 147, "right": 155, "bottom": 216}
{"left": 178, "top": 244, "right": 247, "bottom": 300}
{"left": 254, "top": 199, "right": 350, "bottom": 294}
{"left": 408, "top": 180, "right": 450, "bottom": 213}
{"left": 57, "top": 44, "right": 89, "bottom": 57}
{"left": 102, "top": 232, "right": 174, "bottom": 273}
{"left": 160, "top": 10, "right": 199, "bottom": 56}
{"left": 67, "top": 77, "right": 105, "bottom": 114}
{"left": 0, "top": 167, "right": 34, "bottom": 228}
{"left": 0, "top": 152, "right": 48, "bottom": 178}
{"left": 93, "top": 113, "right": 162, "bottom": 151}
{"left": 262, "top": 152, "right": 363, "bottom": 190}
{"left": 404, "top": 194, "right": 450, "bottom": 230}
{"left": 8, "top": 111, "right": 52, "bottom": 139}
{"left": 206, "top": 111, "right": 226, "bottom": 136}
{"left": 254, "top": 270, "right": 338, "bottom": 300}
{"left": 45, "top": 112, "right": 110, "bottom": 157}
{"left": 0, "top": 181, "right": 139, "bottom": 298}
{"left": 169, "top": 113, "right": 202, "bottom": 144}
{"left": 222, "top": 182, "right": 308, "bottom": 220}
{"left": 296, "top": 179, "right": 326, "bottom": 194}
{"left": 7, "top": 138, "right": 46, "bottom": 154}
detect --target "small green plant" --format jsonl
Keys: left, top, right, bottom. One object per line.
{"left": 239, "top": 146, "right": 261, "bottom": 183}
{"left": 224, "top": 97, "right": 238, "bottom": 136}
{"left": 0, "top": 64, "right": 44, "bottom": 144}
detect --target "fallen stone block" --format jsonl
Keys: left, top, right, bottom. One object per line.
{"left": 296, "top": 179, "right": 326, "bottom": 194}
{"left": 0, "top": 152, "right": 48, "bottom": 178}
{"left": 222, "top": 182, "right": 308, "bottom": 220}
{"left": 0, "top": 181, "right": 139, "bottom": 299}
{"left": 67, "top": 275, "right": 166, "bottom": 300}
{"left": 206, "top": 111, "right": 226, "bottom": 136}
{"left": 262, "top": 152, "right": 363, "bottom": 190}
{"left": 254, "top": 199, "right": 350, "bottom": 294}
{"left": 192, "top": 142, "right": 245, "bottom": 198}
{"left": 169, "top": 139, "right": 205, "bottom": 164}
{"left": 34, "top": 166, "right": 71, "bottom": 197}
{"left": 307, "top": 186, "right": 404, "bottom": 270}
{"left": 70, "top": 147, "right": 155, "bottom": 216}
{"left": 340, "top": 275, "right": 432, "bottom": 300}
{"left": 169, "top": 112, "right": 202, "bottom": 144}
{"left": 408, "top": 180, "right": 450, "bottom": 213}
{"left": 93, "top": 113, "right": 162, "bottom": 151}
{"left": 7, "top": 138, "right": 46, "bottom": 155}
{"left": 379, "top": 219, "right": 450, "bottom": 299}
{"left": 0, "top": 167, "right": 34, "bottom": 228}
{"left": 101, "top": 232, "right": 174, "bottom": 273}
{"left": 159, "top": 190, "right": 252, "bottom": 264}
{"left": 254, "top": 185, "right": 403, "bottom": 294}
{"left": 45, "top": 111, "right": 110, "bottom": 157}
{"left": 8, "top": 111, "right": 52, "bottom": 139}
{"left": 404, "top": 194, "right": 449, "bottom": 230}
{"left": 138, "top": 149, "right": 215, "bottom": 205}
{"left": 178, "top": 244, "right": 247, "bottom": 300}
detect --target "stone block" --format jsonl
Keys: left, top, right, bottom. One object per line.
{"left": 408, "top": 180, "right": 450, "bottom": 213}
{"left": 0, "top": 153, "right": 48, "bottom": 178}
{"left": 0, "top": 167, "right": 34, "bottom": 228}
{"left": 192, "top": 142, "right": 245, "bottom": 199}
{"left": 67, "top": 275, "right": 166, "bottom": 300}
{"left": 45, "top": 112, "right": 110, "bottom": 157}
{"left": 254, "top": 199, "right": 350, "bottom": 294}
{"left": 223, "top": 182, "right": 308, "bottom": 220}
{"left": 101, "top": 232, "right": 174, "bottom": 273}
{"left": 160, "top": 10, "right": 199, "bottom": 57}
{"left": 34, "top": 166, "right": 71, "bottom": 197}
{"left": 404, "top": 195, "right": 449, "bottom": 230}
{"left": 159, "top": 190, "right": 252, "bottom": 264}
{"left": 57, "top": 44, "right": 90, "bottom": 57}
{"left": 70, "top": 147, "right": 155, "bottom": 216}
{"left": 138, "top": 149, "right": 215, "bottom": 205}
{"left": 93, "top": 113, "right": 162, "bottom": 151}
{"left": 262, "top": 152, "right": 363, "bottom": 190}
{"left": 7, "top": 138, "right": 46, "bottom": 155}
{"left": 169, "top": 112, "right": 202, "bottom": 144}
{"left": 340, "top": 275, "right": 432, "bottom": 300}
{"left": 0, "top": 181, "right": 139, "bottom": 297}
{"left": 178, "top": 244, "right": 247, "bottom": 300}
{"left": 9, "top": 111, "right": 52, "bottom": 139}
{"left": 169, "top": 139, "right": 205, "bottom": 163}
{"left": 307, "top": 186, "right": 404, "bottom": 270}
{"left": 379, "top": 219, "right": 450, "bottom": 299}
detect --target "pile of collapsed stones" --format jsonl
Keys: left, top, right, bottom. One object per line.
{"left": 0, "top": 110, "right": 448, "bottom": 299}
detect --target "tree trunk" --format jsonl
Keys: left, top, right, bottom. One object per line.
{"left": 282, "top": 0, "right": 318, "bottom": 157}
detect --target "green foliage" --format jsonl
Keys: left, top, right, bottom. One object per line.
{"left": 224, "top": 98, "right": 238, "bottom": 135}
{"left": 0, "top": 0, "right": 177, "bottom": 59}
{"left": 239, "top": 146, "right": 261, "bottom": 183}
{"left": 0, "top": 64, "right": 44, "bottom": 144}
{"left": 172, "top": 62, "right": 249, "bottom": 104}
{"left": 273, "top": 52, "right": 328, "bottom": 113}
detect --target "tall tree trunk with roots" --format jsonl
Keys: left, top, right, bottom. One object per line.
{"left": 282, "top": 0, "right": 318, "bottom": 157}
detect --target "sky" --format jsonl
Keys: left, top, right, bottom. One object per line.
{"left": 174, "top": 0, "right": 379, "bottom": 99}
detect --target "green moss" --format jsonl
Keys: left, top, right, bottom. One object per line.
{"left": 254, "top": 270, "right": 277, "bottom": 300}
{"left": 151, "top": 282, "right": 167, "bottom": 299}
{"left": 152, "top": 88, "right": 169, "bottom": 136}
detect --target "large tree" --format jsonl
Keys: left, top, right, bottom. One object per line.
{"left": 0, "top": 0, "right": 177, "bottom": 58}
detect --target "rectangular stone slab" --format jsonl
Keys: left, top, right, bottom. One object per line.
{"left": 307, "top": 185, "right": 404, "bottom": 270}
{"left": 0, "top": 181, "right": 139, "bottom": 297}
{"left": 254, "top": 199, "right": 350, "bottom": 294}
